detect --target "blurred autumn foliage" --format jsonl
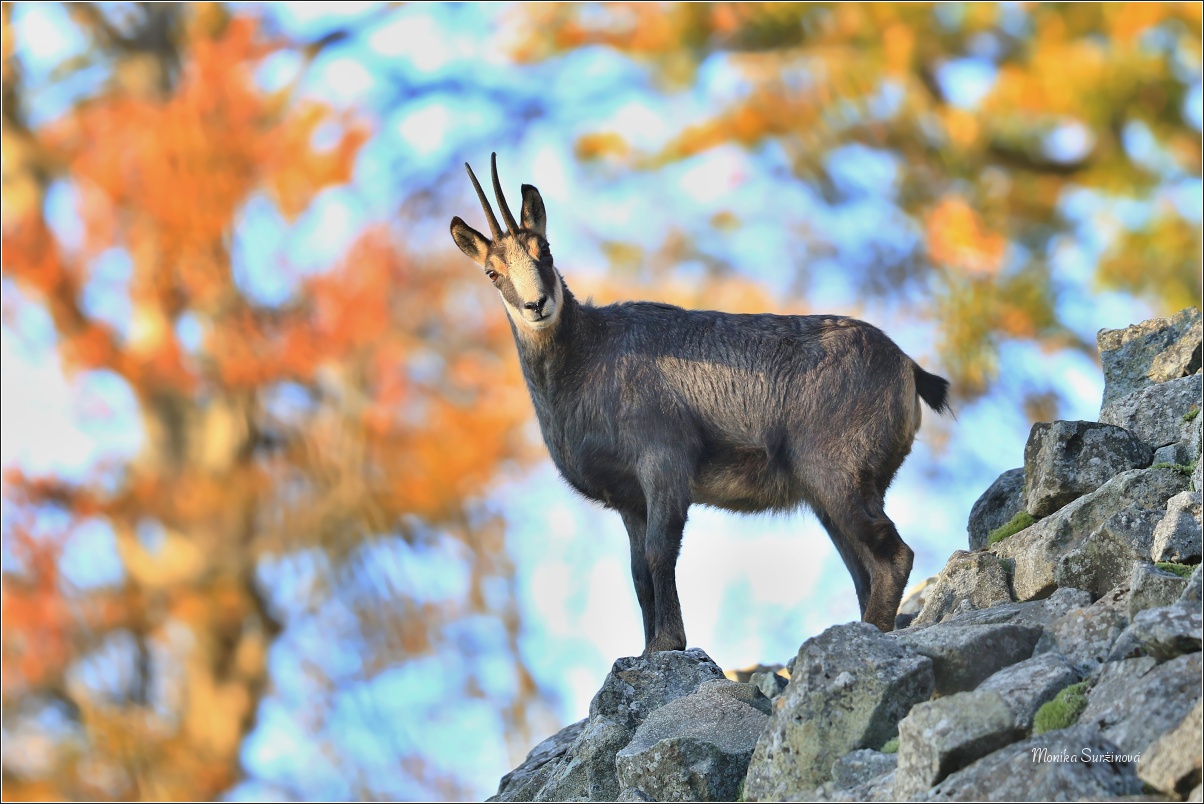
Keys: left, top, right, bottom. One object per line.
{"left": 3, "top": 4, "right": 535, "bottom": 800}
{"left": 519, "top": 1, "right": 1202, "bottom": 394}
{"left": 1, "top": 2, "right": 1201, "bottom": 802}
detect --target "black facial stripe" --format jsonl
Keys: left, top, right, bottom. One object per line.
{"left": 537, "top": 254, "right": 558, "bottom": 294}
{"left": 497, "top": 275, "right": 526, "bottom": 310}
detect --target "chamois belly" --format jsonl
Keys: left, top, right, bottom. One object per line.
{"left": 691, "top": 446, "right": 802, "bottom": 513}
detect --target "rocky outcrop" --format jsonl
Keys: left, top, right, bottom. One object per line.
{"left": 1139, "top": 701, "right": 1203, "bottom": 800}
{"left": 1108, "top": 603, "right": 1202, "bottom": 662}
{"left": 910, "top": 551, "right": 1012, "bottom": 626}
{"left": 1080, "top": 652, "right": 1202, "bottom": 756}
{"left": 924, "top": 725, "right": 1143, "bottom": 801}
{"left": 897, "top": 622, "right": 1043, "bottom": 695}
{"left": 491, "top": 649, "right": 733, "bottom": 801}
{"left": 893, "top": 690, "right": 1020, "bottom": 798}
{"left": 1097, "top": 307, "right": 1201, "bottom": 408}
{"left": 742, "top": 622, "right": 934, "bottom": 799}
{"left": 966, "top": 468, "right": 1025, "bottom": 551}
{"left": 977, "top": 652, "right": 1080, "bottom": 732}
{"left": 1129, "top": 561, "right": 1190, "bottom": 616}
{"left": 614, "top": 680, "right": 770, "bottom": 802}
{"left": 490, "top": 308, "right": 1202, "bottom": 803}
{"left": 1022, "top": 420, "right": 1152, "bottom": 517}
{"left": 1153, "top": 491, "right": 1203, "bottom": 564}
{"left": 1100, "top": 374, "right": 1201, "bottom": 448}
{"left": 991, "top": 467, "right": 1189, "bottom": 600}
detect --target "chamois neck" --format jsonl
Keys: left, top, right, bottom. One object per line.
{"left": 510, "top": 278, "right": 583, "bottom": 392}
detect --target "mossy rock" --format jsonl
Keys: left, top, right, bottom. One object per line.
{"left": 1032, "top": 681, "right": 1089, "bottom": 735}
{"left": 988, "top": 511, "right": 1036, "bottom": 546}
{"left": 1155, "top": 562, "right": 1196, "bottom": 579}
{"left": 1152, "top": 461, "right": 1196, "bottom": 477}
{"left": 879, "top": 737, "right": 899, "bottom": 754}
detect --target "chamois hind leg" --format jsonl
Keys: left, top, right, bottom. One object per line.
{"left": 818, "top": 483, "right": 914, "bottom": 632}
{"left": 816, "top": 510, "right": 871, "bottom": 617}
{"left": 619, "top": 508, "right": 656, "bottom": 648}
{"left": 637, "top": 455, "right": 691, "bottom": 654}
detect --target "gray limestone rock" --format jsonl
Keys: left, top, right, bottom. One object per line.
{"left": 1100, "top": 374, "right": 1203, "bottom": 449}
{"left": 1097, "top": 307, "right": 1202, "bottom": 408}
{"left": 1130, "top": 561, "right": 1191, "bottom": 617}
{"left": 912, "top": 551, "right": 1014, "bottom": 627}
{"left": 896, "top": 622, "right": 1042, "bottom": 696}
{"left": 859, "top": 770, "right": 900, "bottom": 802}
{"left": 978, "top": 652, "right": 1082, "bottom": 732}
{"left": 1138, "top": 701, "right": 1203, "bottom": 800}
{"left": 806, "top": 767, "right": 900, "bottom": 803}
{"left": 1107, "top": 602, "right": 1203, "bottom": 662}
{"left": 893, "top": 690, "right": 1020, "bottom": 799}
{"left": 588, "top": 649, "right": 727, "bottom": 729}
{"left": 492, "top": 719, "right": 588, "bottom": 802}
{"left": 1023, "top": 420, "right": 1153, "bottom": 517}
{"left": 1034, "top": 585, "right": 1131, "bottom": 676}
{"left": 1154, "top": 440, "right": 1197, "bottom": 467}
{"left": 497, "top": 648, "right": 727, "bottom": 802}
{"left": 967, "top": 468, "right": 1026, "bottom": 552}
{"left": 933, "top": 587, "right": 1092, "bottom": 630}
{"left": 922, "top": 724, "right": 1142, "bottom": 801}
{"left": 992, "top": 467, "right": 1190, "bottom": 600}
{"left": 743, "top": 622, "right": 935, "bottom": 800}
{"left": 531, "top": 719, "right": 628, "bottom": 802}
{"left": 1053, "top": 507, "right": 1163, "bottom": 600}
{"left": 896, "top": 576, "right": 938, "bottom": 630}
{"left": 830, "top": 749, "right": 897, "bottom": 792}
{"left": 1080, "top": 652, "right": 1203, "bottom": 755}
{"left": 1149, "top": 315, "right": 1204, "bottom": 384}
{"left": 750, "top": 670, "right": 788, "bottom": 700}
{"left": 614, "top": 680, "right": 770, "bottom": 802}
{"left": 1152, "top": 490, "right": 1203, "bottom": 564}
{"left": 1182, "top": 566, "right": 1203, "bottom": 604}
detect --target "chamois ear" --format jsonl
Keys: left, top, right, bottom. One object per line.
{"left": 520, "top": 184, "right": 546, "bottom": 237}
{"left": 449, "top": 216, "right": 490, "bottom": 266}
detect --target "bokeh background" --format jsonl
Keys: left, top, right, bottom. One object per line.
{"left": 2, "top": 2, "right": 1200, "bottom": 800}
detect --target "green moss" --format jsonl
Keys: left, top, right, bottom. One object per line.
{"left": 1183, "top": 407, "right": 1200, "bottom": 423}
{"left": 880, "top": 737, "right": 899, "bottom": 754}
{"left": 1152, "top": 462, "right": 1195, "bottom": 477}
{"left": 735, "top": 780, "right": 744, "bottom": 802}
{"left": 1155, "top": 562, "right": 1196, "bottom": 578}
{"left": 988, "top": 511, "right": 1036, "bottom": 546}
{"left": 1032, "top": 682, "right": 1090, "bottom": 735}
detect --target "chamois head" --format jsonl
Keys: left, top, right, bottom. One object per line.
{"left": 449, "top": 154, "right": 560, "bottom": 332}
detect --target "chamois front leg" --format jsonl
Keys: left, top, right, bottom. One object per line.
{"left": 620, "top": 508, "right": 656, "bottom": 648}
{"left": 637, "top": 456, "right": 691, "bottom": 654}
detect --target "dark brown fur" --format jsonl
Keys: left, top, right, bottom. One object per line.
{"left": 450, "top": 155, "right": 951, "bottom": 653}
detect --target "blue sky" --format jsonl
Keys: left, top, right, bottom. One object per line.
{"left": 4, "top": 2, "right": 1193, "bottom": 800}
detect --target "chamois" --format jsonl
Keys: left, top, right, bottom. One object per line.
{"left": 450, "top": 154, "right": 950, "bottom": 654}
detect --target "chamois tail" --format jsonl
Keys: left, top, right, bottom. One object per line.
{"left": 913, "top": 363, "right": 951, "bottom": 415}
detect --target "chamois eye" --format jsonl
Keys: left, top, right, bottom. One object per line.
{"left": 485, "top": 269, "right": 499, "bottom": 281}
